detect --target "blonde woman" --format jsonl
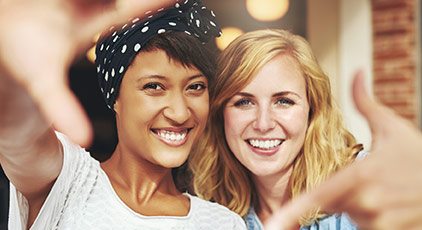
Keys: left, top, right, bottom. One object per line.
{"left": 190, "top": 29, "right": 364, "bottom": 229}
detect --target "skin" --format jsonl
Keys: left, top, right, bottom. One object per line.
{"left": 265, "top": 72, "right": 422, "bottom": 230}
{"left": 101, "top": 50, "right": 209, "bottom": 216}
{"left": 0, "top": 0, "right": 173, "bottom": 227}
{"left": 0, "top": 0, "right": 173, "bottom": 146}
{"left": 223, "top": 54, "right": 309, "bottom": 223}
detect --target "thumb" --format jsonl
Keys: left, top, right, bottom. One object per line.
{"left": 352, "top": 70, "right": 375, "bottom": 124}
{"left": 352, "top": 70, "right": 390, "bottom": 138}
{"left": 28, "top": 71, "right": 93, "bottom": 147}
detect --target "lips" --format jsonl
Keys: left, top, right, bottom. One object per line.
{"left": 247, "top": 138, "right": 283, "bottom": 149}
{"left": 151, "top": 128, "right": 192, "bottom": 146}
{"left": 245, "top": 138, "right": 284, "bottom": 156}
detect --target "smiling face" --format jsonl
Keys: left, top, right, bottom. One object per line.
{"left": 114, "top": 49, "right": 209, "bottom": 168}
{"left": 223, "top": 54, "right": 310, "bottom": 178}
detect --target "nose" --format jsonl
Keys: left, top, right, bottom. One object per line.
{"left": 163, "top": 92, "right": 191, "bottom": 125}
{"left": 252, "top": 105, "right": 276, "bottom": 133}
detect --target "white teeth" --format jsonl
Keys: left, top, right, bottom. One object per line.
{"left": 156, "top": 130, "right": 187, "bottom": 142}
{"left": 248, "top": 139, "right": 282, "bottom": 149}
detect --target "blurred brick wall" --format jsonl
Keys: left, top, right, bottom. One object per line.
{"left": 372, "top": 0, "right": 420, "bottom": 125}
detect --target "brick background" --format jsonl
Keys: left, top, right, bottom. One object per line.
{"left": 371, "top": 0, "right": 420, "bottom": 124}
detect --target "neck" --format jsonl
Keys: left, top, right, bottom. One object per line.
{"left": 253, "top": 166, "right": 293, "bottom": 224}
{"left": 101, "top": 143, "right": 180, "bottom": 204}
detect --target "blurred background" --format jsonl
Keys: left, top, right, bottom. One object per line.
{"left": 1, "top": 0, "right": 421, "bottom": 228}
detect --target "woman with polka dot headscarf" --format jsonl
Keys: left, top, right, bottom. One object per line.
{"left": 0, "top": 0, "right": 246, "bottom": 229}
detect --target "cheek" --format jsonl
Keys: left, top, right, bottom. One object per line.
{"left": 118, "top": 99, "right": 162, "bottom": 133}
{"left": 223, "top": 108, "right": 252, "bottom": 150}
{"left": 276, "top": 108, "right": 309, "bottom": 138}
{"left": 190, "top": 95, "right": 209, "bottom": 122}
{"left": 223, "top": 109, "right": 236, "bottom": 150}
{"left": 223, "top": 112, "right": 240, "bottom": 161}
{"left": 223, "top": 108, "right": 241, "bottom": 138}
{"left": 135, "top": 99, "right": 166, "bottom": 121}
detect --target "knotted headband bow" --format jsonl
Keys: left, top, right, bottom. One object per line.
{"left": 95, "top": 0, "right": 221, "bottom": 109}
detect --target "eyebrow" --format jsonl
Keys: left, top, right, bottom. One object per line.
{"left": 136, "top": 74, "right": 206, "bottom": 83}
{"left": 234, "top": 92, "right": 253, "bottom": 97}
{"left": 234, "top": 91, "right": 301, "bottom": 98}
{"left": 272, "top": 91, "right": 301, "bottom": 98}
{"left": 137, "top": 73, "right": 206, "bottom": 81}
{"left": 137, "top": 75, "right": 165, "bottom": 82}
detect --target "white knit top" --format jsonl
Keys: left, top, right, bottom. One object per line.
{"left": 9, "top": 133, "right": 246, "bottom": 230}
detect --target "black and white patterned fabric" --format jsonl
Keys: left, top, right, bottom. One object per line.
{"left": 95, "top": 0, "right": 221, "bottom": 109}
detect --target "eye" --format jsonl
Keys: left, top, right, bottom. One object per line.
{"left": 276, "top": 98, "right": 295, "bottom": 107}
{"left": 187, "top": 83, "right": 207, "bottom": 91}
{"left": 234, "top": 98, "right": 253, "bottom": 107}
{"left": 142, "top": 82, "right": 164, "bottom": 91}
{"left": 187, "top": 82, "right": 207, "bottom": 96}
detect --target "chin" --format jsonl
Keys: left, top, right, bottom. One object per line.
{"left": 247, "top": 164, "right": 280, "bottom": 177}
{"left": 155, "top": 154, "right": 189, "bottom": 169}
{"left": 250, "top": 169, "right": 274, "bottom": 177}
{"left": 159, "top": 160, "right": 187, "bottom": 169}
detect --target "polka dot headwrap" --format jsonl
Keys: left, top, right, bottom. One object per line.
{"left": 95, "top": 0, "right": 221, "bottom": 109}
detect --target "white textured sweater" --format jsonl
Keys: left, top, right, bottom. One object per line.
{"left": 8, "top": 133, "right": 246, "bottom": 230}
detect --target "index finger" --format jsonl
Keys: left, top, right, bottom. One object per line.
{"left": 264, "top": 163, "right": 361, "bottom": 230}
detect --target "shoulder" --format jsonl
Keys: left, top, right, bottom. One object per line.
{"left": 55, "top": 131, "right": 98, "bottom": 164}
{"left": 54, "top": 132, "right": 101, "bottom": 194}
{"left": 301, "top": 213, "right": 357, "bottom": 230}
{"left": 188, "top": 194, "right": 246, "bottom": 229}
{"left": 189, "top": 194, "right": 239, "bottom": 216}
{"left": 10, "top": 133, "right": 102, "bottom": 229}
{"left": 244, "top": 207, "right": 263, "bottom": 230}
{"left": 56, "top": 132, "right": 90, "bottom": 154}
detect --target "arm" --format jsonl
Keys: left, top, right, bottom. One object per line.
{"left": 0, "top": 69, "right": 62, "bottom": 225}
{"left": 264, "top": 71, "right": 422, "bottom": 230}
{"left": 0, "top": 0, "right": 173, "bottom": 225}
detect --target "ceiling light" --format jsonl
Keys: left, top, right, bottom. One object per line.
{"left": 246, "top": 0, "right": 289, "bottom": 21}
{"left": 215, "top": 27, "right": 244, "bottom": 51}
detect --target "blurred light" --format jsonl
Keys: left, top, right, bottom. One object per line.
{"left": 86, "top": 33, "right": 101, "bottom": 63}
{"left": 246, "top": 0, "right": 289, "bottom": 21}
{"left": 86, "top": 46, "right": 96, "bottom": 63}
{"left": 215, "top": 27, "right": 244, "bottom": 51}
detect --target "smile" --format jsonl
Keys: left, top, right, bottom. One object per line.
{"left": 246, "top": 139, "right": 283, "bottom": 150}
{"left": 151, "top": 128, "right": 191, "bottom": 146}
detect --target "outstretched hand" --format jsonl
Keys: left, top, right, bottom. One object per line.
{"left": 0, "top": 0, "right": 173, "bottom": 146}
{"left": 264, "top": 71, "right": 422, "bottom": 230}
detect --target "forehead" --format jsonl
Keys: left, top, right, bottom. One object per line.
{"left": 131, "top": 49, "right": 189, "bottom": 69}
{"left": 241, "top": 54, "right": 305, "bottom": 95}
{"left": 125, "top": 49, "right": 201, "bottom": 80}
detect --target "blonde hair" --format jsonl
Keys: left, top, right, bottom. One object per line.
{"left": 189, "top": 29, "right": 362, "bottom": 224}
